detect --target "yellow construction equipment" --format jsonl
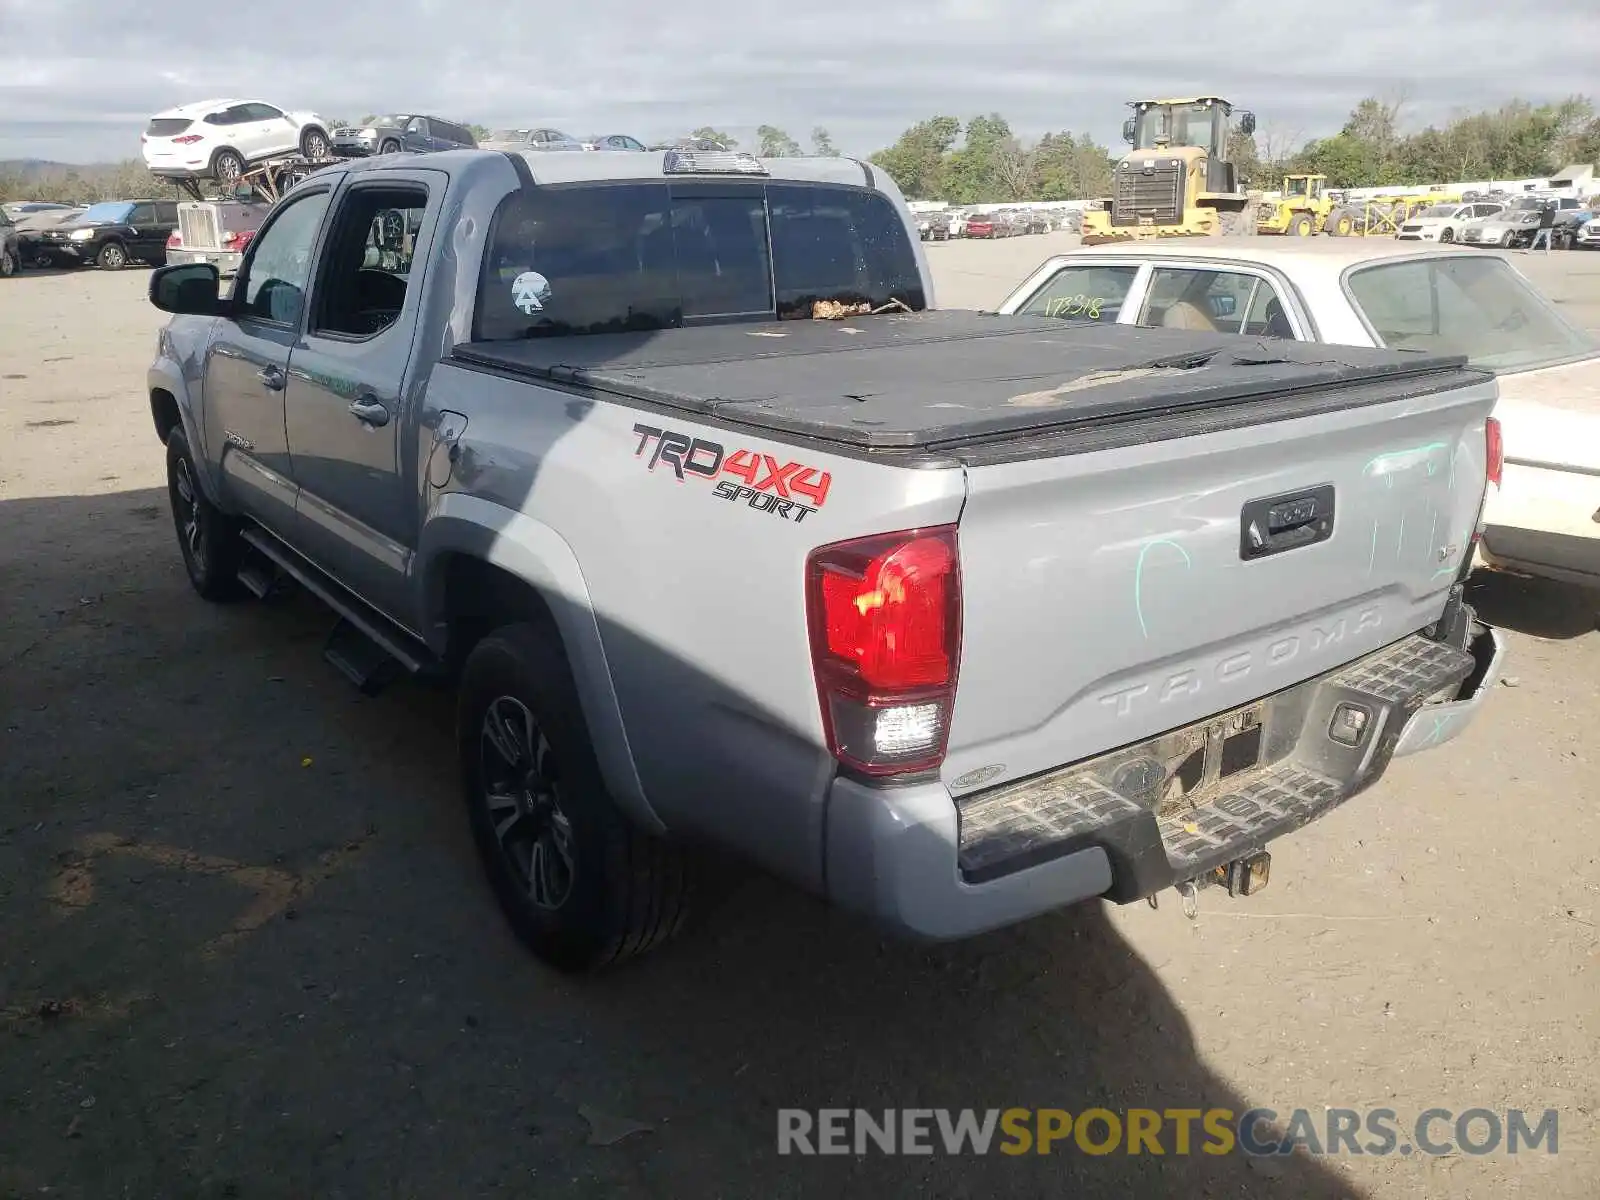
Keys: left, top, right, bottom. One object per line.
{"left": 1081, "top": 97, "right": 1261, "bottom": 244}
{"left": 1322, "top": 187, "right": 1464, "bottom": 237}
{"left": 1256, "top": 174, "right": 1333, "bottom": 236}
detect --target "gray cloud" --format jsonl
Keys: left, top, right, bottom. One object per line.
{"left": 1, "top": 0, "right": 1596, "bottom": 162}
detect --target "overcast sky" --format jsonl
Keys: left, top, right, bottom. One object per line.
{"left": 1, "top": 0, "right": 1596, "bottom": 163}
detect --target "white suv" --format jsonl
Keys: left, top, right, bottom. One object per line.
{"left": 142, "top": 99, "right": 333, "bottom": 184}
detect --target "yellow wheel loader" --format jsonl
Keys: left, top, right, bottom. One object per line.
{"left": 1080, "top": 97, "right": 1262, "bottom": 245}
{"left": 1256, "top": 173, "right": 1333, "bottom": 236}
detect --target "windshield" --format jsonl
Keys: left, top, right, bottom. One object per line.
{"left": 1132, "top": 103, "right": 1219, "bottom": 151}
{"left": 475, "top": 181, "right": 925, "bottom": 340}
{"left": 1417, "top": 205, "right": 1459, "bottom": 218}
{"left": 374, "top": 115, "right": 409, "bottom": 127}
{"left": 489, "top": 129, "right": 529, "bottom": 142}
{"left": 1346, "top": 255, "right": 1598, "bottom": 373}
{"left": 1285, "top": 178, "right": 1309, "bottom": 197}
{"left": 78, "top": 201, "right": 135, "bottom": 224}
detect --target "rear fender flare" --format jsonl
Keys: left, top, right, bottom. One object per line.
{"left": 418, "top": 494, "right": 659, "bottom": 833}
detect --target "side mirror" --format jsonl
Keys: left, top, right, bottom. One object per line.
{"left": 1121, "top": 117, "right": 1136, "bottom": 144}
{"left": 150, "top": 262, "right": 222, "bottom": 315}
{"left": 1239, "top": 111, "right": 1257, "bottom": 137}
{"left": 1211, "top": 294, "right": 1238, "bottom": 318}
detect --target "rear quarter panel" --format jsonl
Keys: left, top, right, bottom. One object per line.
{"left": 419, "top": 362, "right": 966, "bottom": 890}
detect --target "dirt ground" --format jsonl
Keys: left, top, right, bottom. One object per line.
{"left": 1, "top": 239, "right": 1597, "bottom": 1199}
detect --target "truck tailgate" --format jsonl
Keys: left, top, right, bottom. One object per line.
{"left": 943, "top": 373, "right": 1498, "bottom": 791}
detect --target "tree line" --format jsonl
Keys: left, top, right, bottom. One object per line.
{"left": 5, "top": 98, "right": 1598, "bottom": 206}
{"left": 864, "top": 96, "right": 1600, "bottom": 202}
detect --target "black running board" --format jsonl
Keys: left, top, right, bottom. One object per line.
{"left": 237, "top": 526, "right": 436, "bottom": 683}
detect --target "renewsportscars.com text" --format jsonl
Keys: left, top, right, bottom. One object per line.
{"left": 777, "top": 1107, "right": 1559, "bottom": 1157}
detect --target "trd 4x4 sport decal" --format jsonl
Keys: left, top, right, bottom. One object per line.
{"left": 632, "top": 423, "right": 831, "bottom": 524}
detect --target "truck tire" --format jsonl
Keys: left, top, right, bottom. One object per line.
{"left": 0, "top": 247, "right": 15, "bottom": 277}
{"left": 1289, "top": 213, "right": 1314, "bottom": 237}
{"left": 96, "top": 240, "right": 127, "bottom": 270}
{"left": 211, "top": 148, "right": 246, "bottom": 184}
{"left": 458, "top": 622, "right": 695, "bottom": 971}
{"left": 379, "top": 139, "right": 402, "bottom": 156}
{"left": 165, "top": 427, "right": 244, "bottom": 601}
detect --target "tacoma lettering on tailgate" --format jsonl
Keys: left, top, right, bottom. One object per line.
{"left": 1097, "top": 607, "right": 1384, "bottom": 718}
{"left": 632, "top": 423, "right": 832, "bottom": 524}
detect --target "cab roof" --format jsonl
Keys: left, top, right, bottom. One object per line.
{"left": 335, "top": 147, "right": 881, "bottom": 191}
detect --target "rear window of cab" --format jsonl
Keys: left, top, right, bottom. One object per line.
{"left": 473, "top": 181, "right": 925, "bottom": 341}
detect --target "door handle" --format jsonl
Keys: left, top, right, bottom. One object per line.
{"left": 348, "top": 397, "right": 390, "bottom": 427}
{"left": 257, "top": 365, "right": 285, "bottom": 391}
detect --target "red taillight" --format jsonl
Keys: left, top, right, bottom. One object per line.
{"left": 166, "top": 231, "right": 181, "bottom": 248}
{"left": 222, "top": 230, "right": 255, "bottom": 251}
{"left": 1485, "top": 416, "right": 1503, "bottom": 489}
{"left": 173, "top": 134, "right": 203, "bottom": 145}
{"left": 806, "top": 525, "right": 962, "bottom": 776}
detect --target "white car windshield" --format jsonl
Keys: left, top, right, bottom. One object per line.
{"left": 1417, "top": 205, "right": 1458, "bottom": 218}
{"left": 1346, "top": 255, "right": 1598, "bottom": 373}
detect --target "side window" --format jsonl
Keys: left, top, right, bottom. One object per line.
{"left": 238, "top": 191, "right": 332, "bottom": 325}
{"left": 1138, "top": 268, "right": 1289, "bottom": 336}
{"left": 1017, "top": 264, "right": 1139, "bottom": 322}
{"left": 224, "top": 104, "right": 255, "bottom": 126}
{"left": 155, "top": 201, "right": 179, "bottom": 223}
{"left": 246, "top": 103, "right": 285, "bottom": 122}
{"left": 128, "top": 204, "right": 156, "bottom": 225}
{"left": 203, "top": 109, "right": 232, "bottom": 127}
{"left": 310, "top": 185, "right": 429, "bottom": 338}
{"left": 406, "top": 117, "right": 427, "bottom": 135}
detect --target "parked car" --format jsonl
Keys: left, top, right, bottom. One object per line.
{"left": 964, "top": 214, "right": 997, "bottom": 239}
{"left": 1460, "top": 197, "right": 1580, "bottom": 249}
{"left": 331, "top": 115, "right": 478, "bottom": 158}
{"left": 11, "top": 207, "right": 86, "bottom": 268}
{"left": 2, "top": 200, "right": 80, "bottom": 219}
{"left": 479, "top": 128, "right": 586, "bottom": 153}
{"left": 143, "top": 98, "right": 335, "bottom": 184}
{"left": 145, "top": 148, "right": 1501, "bottom": 971}
{"left": 1573, "top": 214, "right": 1600, "bottom": 251}
{"left": 1396, "top": 201, "right": 1505, "bottom": 244}
{"left": 997, "top": 240, "right": 1600, "bottom": 589}
{"left": 1553, "top": 205, "right": 1593, "bottom": 249}
{"left": 584, "top": 134, "right": 648, "bottom": 152}
{"left": 35, "top": 199, "right": 180, "bottom": 269}
{"left": 0, "top": 209, "right": 19, "bottom": 277}
{"left": 164, "top": 198, "right": 268, "bottom": 276}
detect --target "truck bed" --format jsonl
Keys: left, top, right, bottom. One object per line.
{"left": 453, "top": 310, "right": 1483, "bottom": 450}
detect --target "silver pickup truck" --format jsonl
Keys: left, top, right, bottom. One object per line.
{"left": 146, "top": 148, "right": 1507, "bottom": 971}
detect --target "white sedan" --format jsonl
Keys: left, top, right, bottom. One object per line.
{"left": 996, "top": 240, "right": 1600, "bottom": 590}
{"left": 1396, "top": 200, "right": 1506, "bottom": 244}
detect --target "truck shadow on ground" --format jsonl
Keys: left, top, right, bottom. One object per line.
{"left": 0, "top": 487, "right": 1369, "bottom": 1198}
{"left": 1465, "top": 567, "right": 1600, "bottom": 639}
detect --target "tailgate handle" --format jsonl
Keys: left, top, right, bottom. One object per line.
{"left": 1240, "top": 485, "right": 1335, "bottom": 561}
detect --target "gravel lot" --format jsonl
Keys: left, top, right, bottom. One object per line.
{"left": 2, "top": 236, "right": 1597, "bottom": 1199}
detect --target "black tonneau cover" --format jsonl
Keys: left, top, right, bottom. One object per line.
{"left": 452, "top": 310, "right": 1482, "bottom": 450}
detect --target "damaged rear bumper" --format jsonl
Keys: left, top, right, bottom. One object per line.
{"left": 824, "top": 600, "right": 1505, "bottom": 940}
